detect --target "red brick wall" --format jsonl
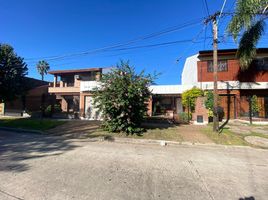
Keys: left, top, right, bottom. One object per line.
{"left": 193, "top": 97, "right": 208, "bottom": 122}
{"left": 197, "top": 59, "right": 268, "bottom": 82}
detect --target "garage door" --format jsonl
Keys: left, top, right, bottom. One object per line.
{"left": 84, "top": 96, "right": 101, "bottom": 120}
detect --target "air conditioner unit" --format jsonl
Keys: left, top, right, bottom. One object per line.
{"left": 74, "top": 75, "right": 81, "bottom": 80}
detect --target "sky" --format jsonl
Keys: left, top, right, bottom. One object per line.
{"left": 1, "top": 0, "right": 267, "bottom": 84}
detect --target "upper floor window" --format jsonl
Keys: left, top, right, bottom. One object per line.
{"left": 207, "top": 60, "right": 228, "bottom": 72}
{"left": 252, "top": 58, "right": 268, "bottom": 71}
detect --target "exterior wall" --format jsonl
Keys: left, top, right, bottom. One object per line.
{"left": 61, "top": 97, "right": 68, "bottom": 112}
{"left": 79, "top": 93, "right": 86, "bottom": 117}
{"left": 192, "top": 97, "right": 208, "bottom": 124}
{"left": 147, "top": 97, "right": 153, "bottom": 117}
{"left": 181, "top": 54, "right": 199, "bottom": 87}
{"left": 4, "top": 85, "right": 53, "bottom": 113}
{"left": 197, "top": 59, "right": 268, "bottom": 82}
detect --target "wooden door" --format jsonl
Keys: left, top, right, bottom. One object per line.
{"left": 219, "top": 95, "right": 235, "bottom": 119}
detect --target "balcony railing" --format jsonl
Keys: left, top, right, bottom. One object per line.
{"left": 48, "top": 86, "right": 80, "bottom": 93}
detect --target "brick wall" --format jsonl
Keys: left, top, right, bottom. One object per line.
{"left": 192, "top": 97, "right": 208, "bottom": 123}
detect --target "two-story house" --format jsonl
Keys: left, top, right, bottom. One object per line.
{"left": 182, "top": 48, "right": 268, "bottom": 120}
{"left": 48, "top": 67, "right": 187, "bottom": 120}
{"left": 48, "top": 68, "right": 105, "bottom": 119}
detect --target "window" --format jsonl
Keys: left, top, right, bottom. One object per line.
{"left": 207, "top": 60, "right": 228, "bottom": 72}
{"left": 252, "top": 58, "right": 268, "bottom": 71}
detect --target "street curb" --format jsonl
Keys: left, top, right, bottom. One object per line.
{"left": 1, "top": 127, "right": 267, "bottom": 151}
{"left": 0, "top": 127, "right": 46, "bottom": 135}
{"left": 85, "top": 136, "right": 268, "bottom": 151}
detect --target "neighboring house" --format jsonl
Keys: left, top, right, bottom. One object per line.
{"left": 2, "top": 77, "right": 52, "bottom": 116}
{"left": 147, "top": 85, "right": 182, "bottom": 117}
{"left": 48, "top": 68, "right": 110, "bottom": 119}
{"left": 184, "top": 48, "right": 268, "bottom": 121}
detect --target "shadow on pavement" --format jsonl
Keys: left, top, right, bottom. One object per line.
{"left": 0, "top": 130, "right": 78, "bottom": 172}
{"left": 239, "top": 196, "right": 255, "bottom": 200}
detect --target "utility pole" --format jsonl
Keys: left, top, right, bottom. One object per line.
{"left": 205, "top": 12, "right": 220, "bottom": 132}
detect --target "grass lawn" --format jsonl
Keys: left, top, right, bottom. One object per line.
{"left": 0, "top": 118, "right": 65, "bottom": 131}
{"left": 90, "top": 126, "right": 183, "bottom": 142}
{"left": 201, "top": 126, "right": 248, "bottom": 146}
{"left": 202, "top": 124, "right": 268, "bottom": 146}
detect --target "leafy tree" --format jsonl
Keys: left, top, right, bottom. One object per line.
{"left": 36, "top": 60, "right": 50, "bottom": 81}
{"left": 181, "top": 87, "right": 204, "bottom": 112}
{"left": 0, "top": 44, "right": 28, "bottom": 102}
{"left": 92, "top": 60, "right": 155, "bottom": 134}
{"left": 227, "top": 0, "right": 268, "bottom": 68}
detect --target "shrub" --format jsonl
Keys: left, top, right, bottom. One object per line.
{"left": 178, "top": 112, "right": 192, "bottom": 123}
{"left": 182, "top": 87, "right": 204, "bottom": 112}
{"left": 251, "top": 95, "right": 260, "bottom": 116}
{"left": 204, "top": 91, "right": 214, "bottom": 110}
{"left": 92, "top": 60, "right": 156, "bottom": 134}
{"left": 45, "top": 104, "right": 62, "bottom": 116}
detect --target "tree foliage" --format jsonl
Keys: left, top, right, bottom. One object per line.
{"left": 204, "top": 90, "right": 214, "bottom": 110}
{"left": 92, "top": 60, "right": 155, "bottom": 134}
{"left": 181, "top": 87, "right": 204, "bottom": 112}
{"left": 36, "top": 60, "right": 50, "bottom": 81}
{"left": 227, "top": 0, "right": 268, "bottom": 69}
{"left": 204, "top": 91, "right": 214, "bottom": 117}
{"left": 0, "top": 44, "right": 28, "bottom": 102}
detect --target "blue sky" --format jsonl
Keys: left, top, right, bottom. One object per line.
{"left": 1, "top": 0, "right": 266, "bottom": 84}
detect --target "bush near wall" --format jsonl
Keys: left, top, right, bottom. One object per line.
{"left": 181, "top": 87, "right": 204, "bottom": 112}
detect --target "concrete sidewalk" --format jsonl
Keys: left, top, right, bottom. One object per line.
{"left": 0, "top": 130, "right": 267, "bottom": 200}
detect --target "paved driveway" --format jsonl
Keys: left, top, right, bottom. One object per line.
{"left": 0, "top": 130, "right": 267, "bottom": 200}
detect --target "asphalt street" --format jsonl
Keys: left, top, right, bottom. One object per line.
{"left": 0, "top": 130, "right": 267, "bottom": 200}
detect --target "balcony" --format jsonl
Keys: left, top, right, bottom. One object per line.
{"left": 48, "top": 82, "right": 80, "bottom": 93}
{"left": 80, "top": 81, "right": 101, "bottom": 92}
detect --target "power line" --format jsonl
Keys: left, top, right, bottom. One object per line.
{"left": 25, "top": 18, "right": 204, "bottom": 62}
{"left": 176, "top": 24, "right": 208, "bottom": 62}
{"left": 202, "top": 0, "right": 213, "bottom": 34}
{"left": 203, "top": 0, "right": 210, "bottom": 17}
{"left": 26, "top": 37, "right": 211, "bottom": 65}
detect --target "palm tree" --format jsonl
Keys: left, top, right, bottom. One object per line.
{"left": 227, "top": 0, "right": 268, "bottom": 69}
{"left": 36, "top": 60, "right": 50, "bottom": 81}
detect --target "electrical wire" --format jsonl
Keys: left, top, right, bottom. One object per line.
{"left": 25, "top": 18, "right": 204, "bottom": 62}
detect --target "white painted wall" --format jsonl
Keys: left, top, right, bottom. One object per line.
{"left": 181, "top": 54, "right": 199, "bottom": 87}
{"left": 200, "top": 81, "right": 268, "bottom": 90}
{"left": 149, "top": 85, "right": 183, "bottom": 94}
{"left": 80, "top": 81, "right": 101, "bottom": 92}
